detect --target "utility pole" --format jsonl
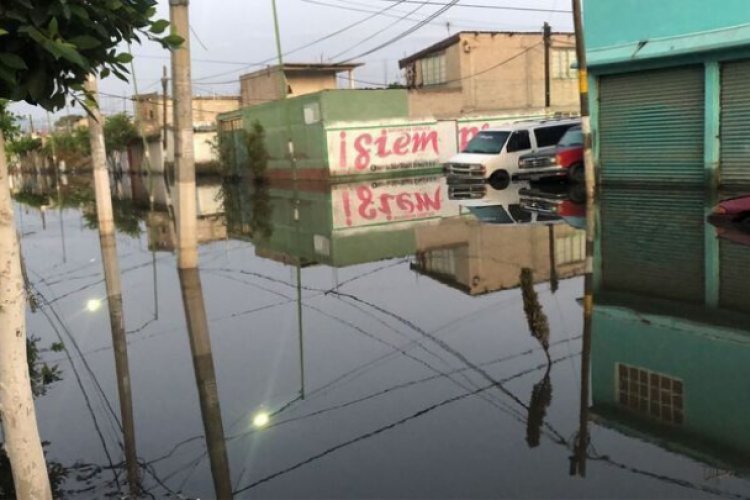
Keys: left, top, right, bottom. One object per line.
{"left": 271, "top": 0, "right": 298, "bottom": 180}
{"left": 570, "top": 0, "right": 595, "bottom": 479}
{"left": 162, "top": 65, "right": 169, "bottom": 151}
{"left": 170, "top": 0, "right": 198, "bottom": 269}
{"left": 85, "top": 76, "right": 115, "bottom": 236}
{"left": 28, "top": 114, "right": 35, "bottom": 134}
{"left": 543, "top": 22, "right": 552, "bottom": 110}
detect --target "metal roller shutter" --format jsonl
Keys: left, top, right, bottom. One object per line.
{"left": 719, "top": 239, "right": 750, "bottom": 312}
{"left": 599, "top": 66, "right": 705, "bottom": 185}
{"left": 599, "top": 188, "right": 705, "bottom": 303}
{"left": 720, "top": 60, "right": 750, "bottom": 186}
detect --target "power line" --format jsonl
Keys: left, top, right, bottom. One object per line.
{"left": 336, "top": 0, "right": 461, "bottom": 63}
{"left": 328, "top": 0, "right": 430, "bottom": 60}
{"left": 191, "top": 0, "right": 410, "bottom": 83}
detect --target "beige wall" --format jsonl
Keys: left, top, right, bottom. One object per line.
{"left": 134, "top": 94, "right": 240, "bottom": 134}
{"left": 240, "top": 69, "right": 340, "bottom": 107}
{"left": 414, "top": 217, "right": 584, "bottom": 295}
{"left": 406, "top": 32, "right": 579, "bottom": 119}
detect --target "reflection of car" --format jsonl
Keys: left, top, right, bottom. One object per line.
{"left": 519, "top": 184, "right": 586, "bottom": 229}
{"left": 449, "top": 180, "right": 561, "bottom": 225}
{"left": 516, "top": 125, "right": 584, "bottom": 182}
{"left": 708, "top": 195, "right": 750, "bottom": 246}
{"left": 444, "top": 118, "right": 580, "bottom": 190}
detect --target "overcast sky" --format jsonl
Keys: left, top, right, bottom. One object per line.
{"left": 11, "top": 0, "right": 573, "bottom": 129}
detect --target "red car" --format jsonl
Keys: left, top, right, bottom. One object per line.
{"left": 708, "top": 195, "right": 750, "bottom": 246}
{"left": 516, "top": 125, "right": 584, "bottom": 182}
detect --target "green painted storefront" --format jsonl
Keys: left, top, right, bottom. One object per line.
{"left": 584, "top": 0, "right": 750, "bottom": 187}
{"left": 218, "top": 89, "right": 411, "bottom": 179}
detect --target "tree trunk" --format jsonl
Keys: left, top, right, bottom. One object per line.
{"left": 0, "top": 130, "right": 53, "bottom": 499}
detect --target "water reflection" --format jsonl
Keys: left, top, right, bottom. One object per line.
{"left": 8, "top": 169, "right": 750, "bottom": 498}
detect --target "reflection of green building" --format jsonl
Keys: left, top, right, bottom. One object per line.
{"left": 224, "top": 176, "right": 460, "bottom": 267}
{"left": 592, "top": 188, "right": 750, "bottom": 474}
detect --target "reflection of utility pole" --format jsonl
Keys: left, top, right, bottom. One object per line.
{"left": 170, "top": 0, "right": 198, "bottom": 269}
{"left": 296, "top": 260, "right": 306, "bottom": 399}
{"left": 544, "top": 22, "right": 551, "bottom": 110}
{"left": 100, "top": 231, "right": 141, "bottom": 496}
{"left": 548, "top": 224, "right": 558, "bottom": 293}
{"left": 162, "top": 65, "right": 169, "bottom": 151}
{"left": 178, "top": 268, "right": 232, "bottom": 499}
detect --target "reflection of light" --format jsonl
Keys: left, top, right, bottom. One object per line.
{"left": 86, "top": 299, "right": 102, "bottom": 312}
{"left": 252, "top": 412, "right": 270, "bottom": 428}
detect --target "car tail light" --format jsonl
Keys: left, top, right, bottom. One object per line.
{"left": 714, "top": 205, "right": 727, "bottom": 215}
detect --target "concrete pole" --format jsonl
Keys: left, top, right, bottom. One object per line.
{"left": 178, "top": 267, "right": 232, "bottom": 499}
{"left": 571, "top": 0, "right": 593, "bottom": 477}
{"left": 0, "top": 130, "right": 53, "bottom": 500}
{"left": 84, "top": 76, "right": 115, "bottom": 236}
{"left": 543, "top": 22, "right": 552, "bottom": 110}
{"left": 170, "top": 0, "right": 198, "bottom": 269}
{"left": 99, "top": 231, "right": 140, "bottom": 496}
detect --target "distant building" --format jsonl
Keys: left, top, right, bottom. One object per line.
{"left": 239, "top": 63, "right": 362, "bottom": 107}
{"left": 131, "top": 94, "right": 240, "bottom": 173}
{"left": 399, "top": 31, "right": 579, "bottom": 118}
{"left": 583, "top": 0, "right": 750, "bottom": 186}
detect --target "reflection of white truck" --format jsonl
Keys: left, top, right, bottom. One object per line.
{"left": 448, "top": 180, "right": 561, "bottom": 225}
{"left": 443, "top": 118, "right": 579, "bottom": 189}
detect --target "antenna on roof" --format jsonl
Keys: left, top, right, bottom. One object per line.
{"left": 446, "top": 21, "right": 451, "bottom": 36}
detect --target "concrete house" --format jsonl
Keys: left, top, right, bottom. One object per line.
{"left": 132, "top": 94, "right": 240, "bottom": 173}
{"left": 399, "top": 31, "right": 580, "bottom": 118}
{"left": 239, "top": 63, "right": 362, "bottom": 107}
{"left": 583, "top": 0, "right": 750, "bottom": 186}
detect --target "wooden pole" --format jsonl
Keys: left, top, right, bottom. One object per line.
{"left": 170, "top": 0, "right": 198, "bottom": 269}
{"left": 0, "top": 129, "right": 53, "bottom": 500}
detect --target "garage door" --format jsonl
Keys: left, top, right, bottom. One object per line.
{"left": 720, "top": 59, "right": 750, "bottom": 186}
{"left": 599, "top": 66, "right": 705, "bottom": 185}
{"left": 599, "top": 188, "right": 705, "bottom": 303}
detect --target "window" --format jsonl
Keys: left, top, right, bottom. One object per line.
{"left": 303, "top": 102, "right": 321, "bottom": 124}
{"left": 617, "top": 364, "right": 684, "bottom": 425}
{"left": 552, "top": 49, "right": 577, "bottom": 79}
{"left": 558, "top": 126, "right": 583, "bottom": 148}
{"left": 506, "top": 130, "right": 531, "bottom": 152}
{"left": 420, "top": 53, "right": 447, "bottom": 86}
{"left": 463, "top": 131, "right": 510, "bottom": 154}
{"left": 534, "top": 124, "right": 575, "bottom": 148}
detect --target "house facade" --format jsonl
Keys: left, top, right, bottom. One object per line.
{"left": 399, "top": 31, "right": 579, "bottom": 118}
{"left": 131, "top": 94, "right": 240, "bottom": 173}
{"left": 584, "top": 0, "right": 750, "bottom": 186}
{"left": 239, "top": 63, "right": 361, "bottom": 107}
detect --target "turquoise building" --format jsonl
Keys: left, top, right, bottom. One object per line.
{"left": 591, "top": 187, "right": 750, "bottom": 474}
{"left": 584, "top": 0, "right": 750, "bottom": 186}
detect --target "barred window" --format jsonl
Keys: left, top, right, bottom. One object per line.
{"left": 420, "top": 53, "right": 447, "bottom": 86}
{"left": 617, "top": 363, "right": 684, "bottom": 425}
{"left": 552, "top": 49, "right": 577, "bottom": 79}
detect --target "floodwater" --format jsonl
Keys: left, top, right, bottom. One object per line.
{"left": 8, "top": 170, "right": 750, "bottom": 499}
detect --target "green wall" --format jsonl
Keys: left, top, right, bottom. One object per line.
{"left": 592, "top": 306, "right": 750, "bottom": 461}
{"left": 584, "top": 0, "right": 750, "bottom": 52}
{"left": 320, "top": 89, "right": 408, "bottom": 123}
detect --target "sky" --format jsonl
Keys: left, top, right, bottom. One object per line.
{"left": 10, "top": 0, "right": 574, "bottom": 130}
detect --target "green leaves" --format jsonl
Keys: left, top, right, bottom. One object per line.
{"left": 0, "top": 0, "right": 170, "bottom": 111}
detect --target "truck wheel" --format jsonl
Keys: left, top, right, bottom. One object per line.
{"left": 569, "top": 163, "right": 584, "bottom": 183}
{"left": 488, "top": 170, "right": 510, "bottom": 190}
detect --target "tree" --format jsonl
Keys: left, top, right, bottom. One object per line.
{"left": 0, "top": 2, "right": 177, "bottom": 498}
{"left": 0, "top": 0, "right": 179, "bottom": 110}
{"left": 104, "top": 112, "right": 137, "bottom": 158}
{"left": 54, "top": 113, "right": 83, "bottom": 130}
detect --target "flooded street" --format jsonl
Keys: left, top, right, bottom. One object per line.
{"left": 10, "top": 172, "right": 750, "bottom": 499}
